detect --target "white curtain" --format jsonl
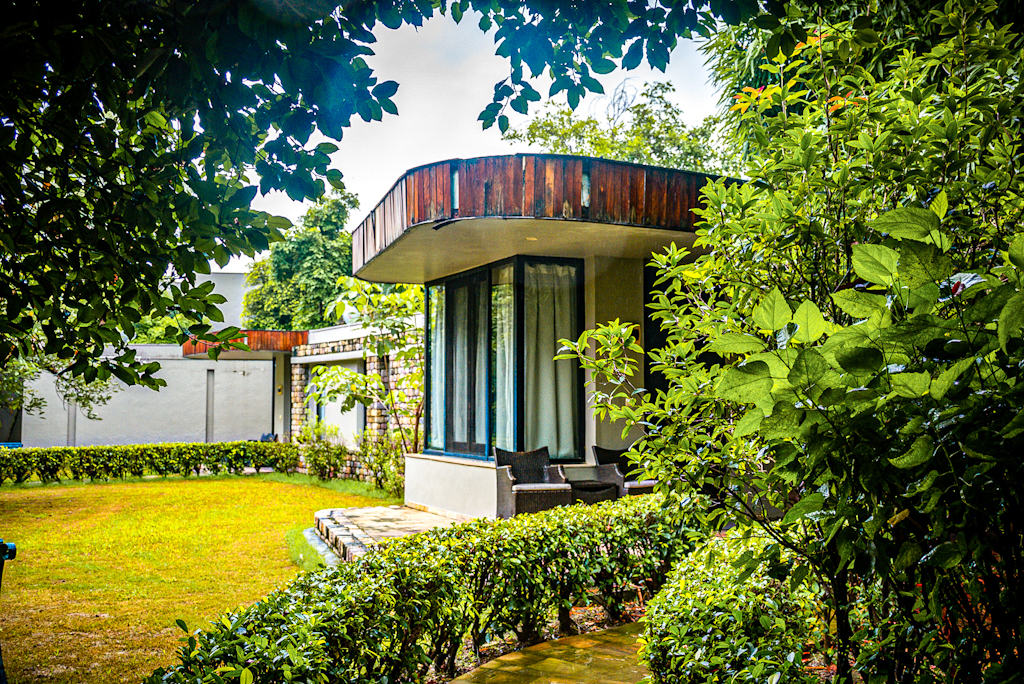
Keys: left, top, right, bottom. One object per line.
{"left": 427, "top": 285, "right": 445, "bottom": 450}
{"left": 524, "top": 263, "right": 578, "bottom": 459}
{"left": 492, "top": 265, "right": 516, "bottom": 451}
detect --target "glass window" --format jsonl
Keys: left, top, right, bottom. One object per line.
{"left": 523, "top": 262, "right": 579, "bottom": 460}
{"left": 426, "top": 285, "right": 445, "bottom": 450}
{"left": 425, "top": 257, "right": 581, "bottom": 460}
{"left": 492, "top": 264, "right": 516, "bottom": 451}
{"left": 446, "top": 272, "right": 488, "bottom": 455}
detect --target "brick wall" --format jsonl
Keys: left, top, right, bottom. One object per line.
{"left": 289, "top": 336, "right": 422, "bottom": 482}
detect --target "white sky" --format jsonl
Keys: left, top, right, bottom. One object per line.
{"left": 219, "top": 12, "right": 721, "bottom": 272}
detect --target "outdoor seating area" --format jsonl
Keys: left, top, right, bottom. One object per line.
{"left": 495, "top": 445, "right": 652, "bottom": 518}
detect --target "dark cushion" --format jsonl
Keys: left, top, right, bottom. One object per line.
{"left": 495, "top": 446, "right": 551, "bottom": 484}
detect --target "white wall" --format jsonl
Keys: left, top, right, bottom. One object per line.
{"left": 317, "top": 359, "right": 366, "bottom": 447}
{"left": 203, "top": 272, "right": 249, "bottom": 330}
{"left": 405, "top": 453, "right": 496, "bottom": 519}
{"left": 583, "top": 255, "right": 646, "bottom": 461}
{"left": 22, "top": 345, "right": 274, "bottom": 447}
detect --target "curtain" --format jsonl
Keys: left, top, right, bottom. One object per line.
{"left": 451, "top": 285, "right": 469, "bottom": 445}
{"left": 427, "top": 285, "right": 445, "bottom": 450}
{"left": 491, "top": 264, "right": 515, "bottom": 451}
{"left": 524, "top": 262, "right": 578, "bottom": 460}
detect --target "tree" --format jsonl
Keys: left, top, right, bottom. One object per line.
{"left": 563, "top": 3, "right": 1024, "bottom": 681}
{"left": 309, "top": 278, "right": 424, "bottom": 456}
{"left": 503, "top": 81, "right": 739, "bottom": 175}
{"left": 242, "top": 189, "right": 359, "bottom": 330}
{"left": 2, "top": 0, "right": 773, "bottom": 390}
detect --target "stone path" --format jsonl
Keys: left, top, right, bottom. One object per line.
{"left": 314, "top": 505, "right": 457, "bottom": 561}
{"left": 452, "top": 622, "right": 648, "bottom": 684}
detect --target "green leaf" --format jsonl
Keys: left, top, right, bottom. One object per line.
{"left": 791, "top": 300, "right": 826, "bottom": 344}
{"left": 921, "top": 542, "right": 963, "bottom": 569}
{"left": 707, "top": 334, "right": 766, "bottom": 354}
{"left": 889, "top": 436, "right": 933, "bottom": 469}
{"left": 733, "top": 408, "right": 764, "bottom": 437}
{"left": 716, "top": 361, "right": 774, "bottom": 403}
{"left": 753, "top": 288, "right": 791, "bottom": 332}
{"left": 831, "top": 289, "right": 888, "bottom": 318}
{"left": 931, "top": 190, "right": 948, "bottom": 219}
{"left": 999, "top": 409, "right": 1024, "bottom": 439}
{"left": 1009, "top": 234, "right": 1024, "bottom": 271}
{"left": 836, "top": 345, "right": 884, "bottom": 375}
{"left": 890, "top": 372, "right": 930, "bottom": 398}
{"left": 175, "top": 619, "right": 189, "bottom": 632}
{"left": 267, "top": 215, "right": 293, "bottom": 230}
{"left": 240, "top": 668, "right": 254, "bottom": 684}
{"left": 852, "top": 243, "right": 899, "bottom": 285}
{"left": 788, "top": 348, "right": 829, "bottom": 389}
{"left": 997, "top": 290, "right": 1024, "bottom": 352}
{"left": 782, "top": 492, "right": 825, "bottom": 524}
{"left": 929, "top": 357, "right": 974, "bottom": 400}
{"left": 893, "top": 541, "right": 922, "bottom": 571}
{"left": 874, "top": 207, "right": 940, "bottom": 242}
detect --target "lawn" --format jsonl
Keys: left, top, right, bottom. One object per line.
{"left": 0, "top": 473, "right": 398, "bottom": 684}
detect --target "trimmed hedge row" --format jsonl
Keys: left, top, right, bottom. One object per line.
{"left": 641, "top": 535, "right": 822, "bottom": 684}
{"left": 0, "top": 441, "right": 300, "bottom": 484}
{"left": 146, "top": 494, "right": 697, "bottom": 683}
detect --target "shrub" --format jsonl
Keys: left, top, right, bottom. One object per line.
{"left": 0, "top": 441, "right": 300, "bottom": 484}
{"left": 145, "top": 493, "right": 698, "bottom": 683}
{"left": 356, "top": 427, "right": 405, "bottom": 496}
{"left": 641, "top": 535, "right": 822, "bottom": 684}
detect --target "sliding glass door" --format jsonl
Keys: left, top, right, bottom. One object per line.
{"left": 425, "top": 257, "right": 582, "bottom": 461}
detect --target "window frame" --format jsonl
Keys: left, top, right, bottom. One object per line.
{"left": 423, "top": 255, "right": 585, "bottom": 462}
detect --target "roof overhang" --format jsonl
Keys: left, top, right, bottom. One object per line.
{"left": 182, "top": 330, "right": 308, "bottom": 359}
{"left": 357, "top": 216, "right": 697, "bottom": 284}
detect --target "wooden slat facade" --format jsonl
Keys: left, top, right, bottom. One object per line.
{"left": 182, "top": 330, "right": 308, "bottom": 358}
{"left": 351, "top": 153, "right": 726, "bottom": 275}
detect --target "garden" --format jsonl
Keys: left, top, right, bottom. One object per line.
{"left": 0, "top": 449, "right": 398, "bottom": 684}
{"left": 2, "top": 1, "right": 1023, "bottom": 683}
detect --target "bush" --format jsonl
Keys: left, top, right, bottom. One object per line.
{"left": 356, "top": 427, "right": 405, "bottom": 496}
{"left": 0, "top": 441, "right": 300, "bottom": 484}
{"left": 641, "top": 535, "right": 822, "bottom": 684}
{"left": 145, "top": 493, "right": 698, "bottom": 683}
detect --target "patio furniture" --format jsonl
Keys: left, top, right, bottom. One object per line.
{"left": 495, "top": 446, "right": 573, "bottom": 518}
{"left": 569, "top": 479, "right": 618, "bottom": 505}
{"left": 592, "top": 446, "right": 657, "bottom": 497}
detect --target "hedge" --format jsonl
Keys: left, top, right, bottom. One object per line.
{"left": 0, "top": 441, "right": 300, "bottom": 484}
{"left": 640, "top": 534, "right": 823, "bottom": 684}
{"left": 145, "top": 494, "right": 698, "bottom": 683}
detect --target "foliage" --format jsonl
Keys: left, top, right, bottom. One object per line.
{"left": 0, "top": 441, "right": 300, "bottom": 484}
{"left": 641, "top": 534, "right": 822, "bottom": 684}
{"left": 0, "top": 474, "right": 389, "bottom": 684}
{"left": 562, "top": 3, "right": 1024, "bottom": 682}
{"left": 503, "top": 81, "right": 739, "bottom": 175}
{"left": 145, "top": 493, "right": 696, "bottom": 684}
{"left": 355, "top": 426, "right": 406, "bottom": 497}
{"left": 296, "top": 414, "right": 350, "bottom": 481}
{"left": 243, "top": 190, "right": 360, "bottom": 330}
{"left": 310, "top": 278, "right": 424, "bottom": 455}
{"left": 0, "top": 345, "right": 119, "bottom": 438}
{"left": 1, "top": 0, "right": 772, "bottom": 389}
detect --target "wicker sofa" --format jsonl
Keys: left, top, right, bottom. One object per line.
{"left": 592, "top": 445, "right": 657, "bottom": 497}
{"left": 495, "top": 446, "right": 573, "bottom": 518}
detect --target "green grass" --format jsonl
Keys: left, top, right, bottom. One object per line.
{"left": 0, "top": 473, "right": 398, "bottom": 683}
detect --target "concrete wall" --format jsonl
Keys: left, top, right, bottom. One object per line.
{"left": 203, "top": 272, "right": 249, "bottom": 330}
{"left": 583, "top": 255, "right": 646, "bottom": 461}
{"left": 22, "top": 345, "right": 274, "bottom": 447}
{"left": 404, "top": 453, "right": 497, "bottom": 519}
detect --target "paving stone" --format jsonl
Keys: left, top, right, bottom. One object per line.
{"left": 451, "top": 624, "right": 646, "bottom": 684}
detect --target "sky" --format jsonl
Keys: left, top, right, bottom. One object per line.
{"left": 220, "top": 11, "right": 723, "bottom": 272}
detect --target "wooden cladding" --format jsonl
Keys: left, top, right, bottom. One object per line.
{"left": 352, "top": 154, "right": 720, "bottom": 274}
{"left": 182, "top": 330, "right": 308, "bottom": 357}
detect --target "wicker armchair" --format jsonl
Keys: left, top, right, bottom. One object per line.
{"left": 592, "top": 446, "right": 657, "bottom": 497}
{"left": 495, "top": 446, "right": 572, "bottom": 518}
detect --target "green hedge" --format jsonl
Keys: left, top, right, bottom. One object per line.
{"left": 641, "top": 535, "right": 823, "bottom": 684}
{"left": 0, "top": 441, "right": 300, "bottom": 484}
{"left": 145, "top": 494, "right": 697, "bottom": 683}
